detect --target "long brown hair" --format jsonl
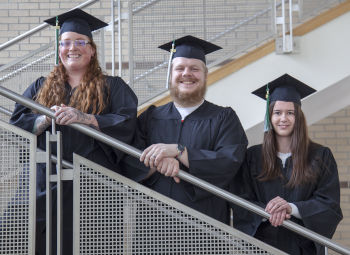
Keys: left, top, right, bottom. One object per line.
{"left": 259, "top": 101, "right": 317, "bottom": 187}
{"left": 35, "top": 40, "right": 107, "bottom": 114}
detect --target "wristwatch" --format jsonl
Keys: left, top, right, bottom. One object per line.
{"left": 177, "top": 144, "right": 185, "bottom": 158}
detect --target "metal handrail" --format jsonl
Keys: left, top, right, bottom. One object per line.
{"left": 0, "top": 85, "right": 349, "bottom": 254}
{"left": 0, "top": 105, "right": 13, "bottom": 116}
{"left": 0, "top": 105, "right": 74, "bottom": 170}
{"left": 0, "top": 0, "right": 99, "bottom": 52}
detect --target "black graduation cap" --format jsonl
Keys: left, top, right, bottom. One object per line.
{"left": 252, "top": 74, "right": 316, "bottom": 132}
{"left": 158, "top": 35, "right": 222, "bottom": 64}
{"left": 44, "top": 8, "right": 108, "bottom": 38}
{"left": 252, "top": 73, "right": 316, "bottom": 105}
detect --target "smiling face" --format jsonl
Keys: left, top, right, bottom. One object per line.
{"left": 59, "top": 31, "right": 95, "bottom": 73}
{"left": 170, "top": 57, "right": 208, "bottom": 107}
{"left": 271, "top": 101, "right": 296, "bottom": 138}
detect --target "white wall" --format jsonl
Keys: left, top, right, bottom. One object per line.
{"left": 206, "top": 11, "right": 350, "bottom": 145}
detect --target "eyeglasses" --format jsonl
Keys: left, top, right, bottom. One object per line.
{"left": 59, "top": 40, "right": 91, "bottom": 48}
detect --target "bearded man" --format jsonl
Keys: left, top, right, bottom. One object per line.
{"left": 134, "top": 35, "right": 248, "bottom": 224}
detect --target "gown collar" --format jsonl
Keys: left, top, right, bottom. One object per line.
{"left": 151, "top": 100, "right": 211, "bottom": 120}
{"left": 174, "top": 100, "right": 205, "bottom": 120}
{"left": 278, "top": 152, "right": 292, "bottom": 168}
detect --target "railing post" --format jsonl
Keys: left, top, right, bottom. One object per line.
{"left": 111, "top": 0, "right": 116, "bottom": 76}
{"left": 56, "top": 131, "right": 63, "bottom": 255}
{"left": 274, "top": 0, "right": 300, "bottom": 54}
{"left": 128, "top": 2, "right": 134, "bottom": 88}
{"left": 117, "top": 0, "right": 122, "bottom": 77}
{"left": 100, "top": 29, "right": 106, "bottom": 73}
{"left": 45, "top": 131, "right": 53, "bottom": 255}
{"left": 45, "top": 121, "right": 63, "bottom": 255}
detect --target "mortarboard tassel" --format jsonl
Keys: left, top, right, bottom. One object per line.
{"left": 55, "top": 16, "right": 60, "bottom": 66}
{"left": 264, "top": 83, "right": 271, "bottom": 132}
{"left": 165, "top": 40, "right": 176, "bottom": 89}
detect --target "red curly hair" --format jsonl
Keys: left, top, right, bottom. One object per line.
{"left": 35, "top": 40, "right": 108, "bottom": 114}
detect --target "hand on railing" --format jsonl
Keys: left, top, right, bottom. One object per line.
{"left": 156, "top": 158, "right": 180, "bottom": 183}
{"left": 52, "top": 104, "right": 99, "bottom": 130}
{"left": 141, "top": 144, "right": 177, "bottom": 166}
{"left": 140, "top": 143, "right": 181, "bottom": 183}
{"left": 140, "top": 143, "right": 189, "bottom": 168}
{"left": 265, "top": 196, "right": 292, "bottom": 227}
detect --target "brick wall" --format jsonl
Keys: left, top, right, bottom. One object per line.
{"left": 0, "top": 0, "right": 129, "bottom": 72}
{"left": 309, "top": 105, "right": 350, "bottom": 249}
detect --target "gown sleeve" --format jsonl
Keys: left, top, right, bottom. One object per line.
{"left": 10, "top": 76, "right": 46, "bottom": 132}
{"left": 185, "top": 108, "right": 248, "bottom": 201}
{"left": 118, "top": 105, "right": 155, "bottom": 182}
{"left": 93, "top": 76, "right": 138, "bottom": 165}
{"left": 231, "top": 147, "right": 265, "bottom": 235}
{"left": 293, "top": 147, "right": 343, "bottom": 240}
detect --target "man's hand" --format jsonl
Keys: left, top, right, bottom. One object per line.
{"left": 156, "top": 157, "right": 180, "bottom": 183}
{"left": 140, "top": 143, "right": 178, "bottom": 168}
{"left": 140, "top": 144, "right": 181, "bottom": 183}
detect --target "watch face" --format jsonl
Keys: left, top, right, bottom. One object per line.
{"left": 177, "top": 144, "right": 185, "bottom": 153}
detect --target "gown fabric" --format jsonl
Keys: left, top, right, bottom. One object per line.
{"left": 9, "top": 75, "right": 138, "bottom": 255}
{"left": 232, "top": 143, "right": 343, "bottom": 255}
{"left": 135, "top": 101, "right": 248, "bottom": 224}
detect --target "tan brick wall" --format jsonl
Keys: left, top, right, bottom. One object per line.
{"left": 309, "top": 105, "right": 350, "bottom": 249}
{"left": 0, "top": 0, "right": 130, "bottom": 73}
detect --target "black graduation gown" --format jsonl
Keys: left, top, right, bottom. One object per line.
{"left": 135, "top": 101, "right": 248, "bottom": 224}
{"left": 232, "top": 143, "right": 343, "bottom": 255}
{"left": 9, "top": 75, "right": 138, "bottom": 255}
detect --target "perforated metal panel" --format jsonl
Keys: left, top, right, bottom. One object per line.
{"left": 129, "top": 0, "right": 274, "bottom": 104}
{"left": 0, "top": 120, "right": 36, "bottom": 255}
{"left": 73, "top": 154, "right": 285, "bottom": 255}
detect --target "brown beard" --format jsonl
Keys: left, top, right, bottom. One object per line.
{"left": 170, "top": 81, "right": 207, "bottom": 106}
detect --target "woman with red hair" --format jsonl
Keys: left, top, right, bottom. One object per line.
{"left": 10, "top": 9, "right": 137, "bottom": 255}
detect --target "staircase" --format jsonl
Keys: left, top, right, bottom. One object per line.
{"left": 0, "top": 0, "right": 349, "bottom": 253}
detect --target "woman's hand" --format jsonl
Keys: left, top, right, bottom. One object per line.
{"left": 53, "top": 104, "right": 99, "bottom": 129}
{"left": 265, "top": 196, "right": 292, "bottom": 227}
{"left": 268, "top": 209, "right": 291, "bottom": 227}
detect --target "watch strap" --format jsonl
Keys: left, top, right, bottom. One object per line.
{"left": 177, "top": 144, "right": 185, "bottom": 158}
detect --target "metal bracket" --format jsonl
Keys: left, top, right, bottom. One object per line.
{"left": 49, "top": 169, "right": 74, "bottom": 182}
{"left": 274, "top": 0, "right": 301, "bottom": 54}
{"left": 36, "top": 150, "right": 46, "bottom": 163}
{"left": 275, "top": 36, "right": 300, "bottom": 54}
{"left": 105, "top": 12, "right": 128, "bottom": 32}
{"left": 48, "top": 133, "right": 57, "bottom": 142}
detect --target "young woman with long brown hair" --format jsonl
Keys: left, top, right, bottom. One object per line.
{"left": 232, "top": 74, "right": 342, "bottom": 255}
{"left": 10, "top": 9, "right": 137, "bottom": 255}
